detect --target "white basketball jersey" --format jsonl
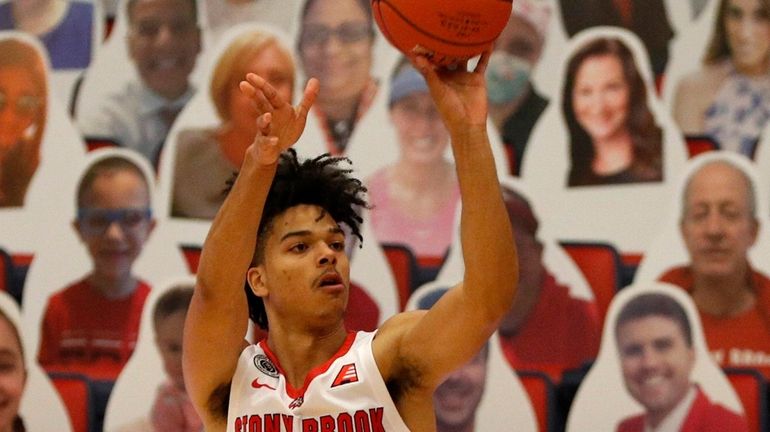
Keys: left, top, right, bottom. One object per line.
{"left": 227, "top": 331, "right": 411, "bottom": 431}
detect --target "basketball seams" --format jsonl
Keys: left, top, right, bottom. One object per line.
{"left": 370, "top": 0, "right": 511, "bottom": 65}
{"left": 373, "top": 0, "right": 501, "bottom": 48}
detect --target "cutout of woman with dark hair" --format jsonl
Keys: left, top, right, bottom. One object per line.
{"left": 563, "top": 36, "right": 663, "bottom": 187}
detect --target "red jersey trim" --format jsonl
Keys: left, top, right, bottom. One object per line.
{"left": 259, "top": 331, "right": 357, "bottom": 399}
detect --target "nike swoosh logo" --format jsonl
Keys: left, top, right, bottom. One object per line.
{"left": 251, "top": 377, "right": 276, "bottom": 390}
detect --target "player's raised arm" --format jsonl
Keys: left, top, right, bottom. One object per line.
{"left": 377, "top": 53, "right": 518, "bottom": 388}
{"left": 183, "top": 75, "right": 318, "bottom": 428}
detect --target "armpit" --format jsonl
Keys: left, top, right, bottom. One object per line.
{"left": 208, "top": 381, "right": 232, "bottom": 421}
{"left": 386, "top": 357, "right": 425, "bottom": 403}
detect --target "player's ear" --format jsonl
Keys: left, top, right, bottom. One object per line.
{"left": 247, "top": 265, "right": 269, "bottom": 298}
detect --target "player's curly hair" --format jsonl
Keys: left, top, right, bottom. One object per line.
{"left": 236, "top": 149, "right": 369, "bottom": 330}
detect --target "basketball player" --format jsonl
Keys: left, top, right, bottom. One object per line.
{"left": 183, "top": 52, "right": 518, "bottom": 431}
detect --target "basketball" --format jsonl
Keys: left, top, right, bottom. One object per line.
{"left": 372, "top": 0, "right": 513, "bottom": 66}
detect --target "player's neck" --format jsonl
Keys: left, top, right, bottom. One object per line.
{"left": 266, "top": 324, "right": 349, "bottom": 389}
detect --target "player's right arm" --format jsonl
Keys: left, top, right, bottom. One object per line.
{"left": 183, "top": 75, "right": 318, "bottom": 429}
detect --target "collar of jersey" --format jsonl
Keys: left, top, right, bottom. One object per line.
{"left": 259, "top": 331, "right": 358, "bottom": 399}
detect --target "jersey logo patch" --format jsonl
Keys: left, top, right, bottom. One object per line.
{"left": 253, "top": 354, "right": 279, "bottom": 378}
{"left": 289, "top": 396, "right": 304, "bottom": 409}
{"left": 331, "top": 363, "right": 359, "bottom": 387}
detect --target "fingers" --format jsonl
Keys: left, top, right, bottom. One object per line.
{"left": 253, "top": 133, "right": 280, "bottom": 160}
{"left": 256, "top": 112, "right": 272, "bottom": 136}
{"left": 247, "top": 72, "right": 282, "bottom": 107}
{"left": 241, "top": 77, "right": 270, "bottom": 114}
{"left": 244, "top": 73, "right": 282, "bottom": 112}
{"left": 473, "top": 48, "right": 492, "bottom": 75}
{"left": 239, "top": 80, "right": 255, "bottom": 97}
{"left": 296, "top": 78, "right": 320, "bottom": 122}
{"left": 411, "top": 55, "right": 446, "bottom": 98}
{"left": 411, "top": 55, "right": 437, "bottom": 80}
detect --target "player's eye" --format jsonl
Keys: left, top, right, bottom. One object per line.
{"left": 290, "top": 243, "right": 308, "bottom": 253}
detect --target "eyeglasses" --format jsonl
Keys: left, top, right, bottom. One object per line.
{"left": 0, "top": 90, "right": 41, "bottom": 116}
{"left": 300, "top": 22, "right": 372, "bottom": 48}
{"left": 77, "top": 207, "right": 152, "bottom": 236}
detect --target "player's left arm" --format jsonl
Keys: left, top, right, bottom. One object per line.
{"left": 375, "top": 52, "right": 518, "bottom": 390}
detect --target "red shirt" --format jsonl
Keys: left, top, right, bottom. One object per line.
{"left": 617, "top": 386, "right": 748, "bottom": 432}
{"left": 499, "top": 273, "right": 601, "bottom": 380}
{"left": 38, "top": 277, "right": 150, "bottom": 380}
{"left": 660, "top": 266, "right": 770, "bottom": 379}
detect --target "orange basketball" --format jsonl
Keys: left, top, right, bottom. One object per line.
{"left": 372, "top": 0, "right": 513, "bottom": 66}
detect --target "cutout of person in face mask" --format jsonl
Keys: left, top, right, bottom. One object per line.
{"left": 486, "top": 0, "right": 551, "bottom": 176}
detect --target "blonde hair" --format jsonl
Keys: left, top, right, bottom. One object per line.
{"left": 209, "top": 30, "right": 295, "bottom": 122}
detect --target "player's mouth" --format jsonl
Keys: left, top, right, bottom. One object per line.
{"left": 317, "top": 272, "right": 345, "bottom": 293}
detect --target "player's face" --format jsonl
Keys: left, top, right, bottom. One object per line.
{"left": 572, "top": 54, "right": 631, "bottom": 145}
{"left": 253, "top": 205, "right": 351, "bottom": 327}
{"left": 298, "top": 0, "right": 373, "bottom": 104}
{"left": 0, "top": 66, "right": 41, "bottom": 154}
{"left": 127, "top": 0, "right": 201, "bottom": 100}
{"left": 0, "top": 317, "right": 25, "bottom": 432}
{"left": 228, "top": 43, "right": 295, "bottom": 135}
{"left": 494, "top": 15, "right": 542, "bottom": 65}
{"left": 681, "top": 162, "right": 758, "bottom": 280}
{"left": 617, "top": 316, "right": 694, "bottom": 419}
{"left": 155, "top": 310, "right": 186, "bottom": 390}
{"left": 75, "top": 169, "right": 155, "bottom": 284}
{"left": 433, "top": 346, "right": 487, "bottom": 430}
{"left": 389, "top": 92, "right": 450, "bottom": 166}
{"left": 724, "top": 0, "right": 770, "bottom": 76}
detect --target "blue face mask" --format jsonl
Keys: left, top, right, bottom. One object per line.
{"left": 485, "top": 51, "right": 532, "bottom": 105}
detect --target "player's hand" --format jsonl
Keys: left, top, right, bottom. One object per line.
{"left": 411, "top": 49, "right": 490, "bottom": 135}
{"left": 239, "top": 74, "right": 320, "bottom": 165}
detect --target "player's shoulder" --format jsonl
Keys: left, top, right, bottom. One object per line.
{"left": 371, "top": 311, "right": 426, "bottom": 370}
{"left": 375, "top": 310, "right": 426, "bottom": 343}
